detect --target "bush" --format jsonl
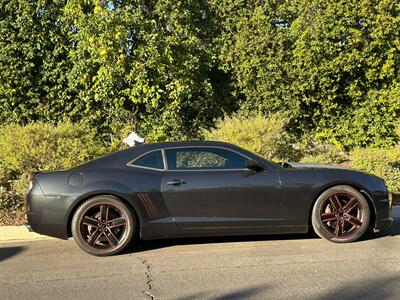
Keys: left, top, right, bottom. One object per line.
{"left": 205, "top": 113, "right": 301, "bottom": 162}
{"left": 350, "top": 145, "right": 400, "bottom": 195}
{"left": 0, "top": 122, "right": 107, "bottom": 210}
{"left": 0, "top": 186, "right": 20, "bottom": 210}
{"left": 299, "top": 142, "right": 349, "bottom": 165}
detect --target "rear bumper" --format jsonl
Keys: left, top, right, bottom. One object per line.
{"left": 26, "top": 186, "right": 69, "bottom": 240}
{"left": 27, "top": 211, "right": 69, "bottom": 239}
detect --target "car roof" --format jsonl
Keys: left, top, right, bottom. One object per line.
{"left": 76, "top": 140, "right": 279, "bottom": 170}
{"left": 133, "top": 140, "right": 238, "bottom": 150}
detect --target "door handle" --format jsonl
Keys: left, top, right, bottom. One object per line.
{"left": 167, "top": 179, "right": 186, "bottom": 186}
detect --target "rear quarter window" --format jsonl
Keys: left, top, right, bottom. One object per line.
{"left": 130, "top": 150, "right": 164, "bottom": 170}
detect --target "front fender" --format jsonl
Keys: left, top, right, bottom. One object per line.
{"left": 278, "top": 168, "right": 380, "bottom": 227}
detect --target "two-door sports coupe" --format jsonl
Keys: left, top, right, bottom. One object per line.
{"left": 27, "top": 141, "right": 393, "bottom": 256}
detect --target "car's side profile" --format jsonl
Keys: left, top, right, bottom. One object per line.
{"left": 27, "top": 141, "right": 393, "bottom": 256}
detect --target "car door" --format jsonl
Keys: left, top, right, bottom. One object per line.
{"left": 160, "top": 146, "right": 282, "bottom": 230}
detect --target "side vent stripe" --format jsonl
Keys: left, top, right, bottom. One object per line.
{"left": 143, "top": 193, "right": 157, "bottom": 215}
{"left": 138, "top": 193, "right": 156, "bottom": 219}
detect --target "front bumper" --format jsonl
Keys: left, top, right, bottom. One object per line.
{"left": 374, "top": 193, "right": 393, "bottom": 230}
{"left": 376, "top": 217, "right": 393, "bottom": 230}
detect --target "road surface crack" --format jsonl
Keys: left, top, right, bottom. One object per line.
{"left": 139, "top": 257, "right": 156, "bottom": 300}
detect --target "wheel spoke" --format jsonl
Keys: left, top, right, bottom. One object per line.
{"left": 346, "top": 215, "right": 362, "bottom": 227}
{"left": 108, "top": 217, "right": 126, "bottom": 228}
{"left": 99, "top": 204, "right": 107, "bottom": 223}
{"left": 104, "top": 230, "right": 118, "bottom": 246}
{"left": 105, "top": 205, "right": 110, "bottom": 222}
{"left": 329, "top": 195, "right": 342, "bottom": 211}
{"left": 321, "top": 212, "right": 337, "bottom": 222}
{"left": 334, "top": 220, "right": 344, "bottom": 237}
{"left": 99, "top": 205, "right": 104, "bottom": 222}
{"left": 87, "top": 229, "right": 102, "bottom": 246}
{"left": 344, "top": 198, "right": 358, "bottom": 212}
{"left": 106, "top": 230, "right": 119, "bottom": 246}
{"left": 82, "top": 216, "right": 98, "bottom": 226}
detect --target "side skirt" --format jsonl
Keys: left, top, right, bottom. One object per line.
{"left": 140, "top": 223, "right": 310, "bottom": 240}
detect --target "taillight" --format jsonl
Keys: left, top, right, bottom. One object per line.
{"left": 26, "top": 178, "right": 34, "bottom": 213}
{"left": 27, "top": 172, "right": 38, "bottom": 193}
{"left": 27, "top": 179, "right": 35, "bottom": 193}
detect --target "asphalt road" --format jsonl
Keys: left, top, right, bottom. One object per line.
{"left": 1, "top": 213, "right": 399, "bottom": 300}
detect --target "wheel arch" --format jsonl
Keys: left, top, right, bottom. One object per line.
{"left": 308, "top": 182, "right": 377, "bottom": 229}
{"left": 66, "top": 192, "right": 142, "bottom": 239}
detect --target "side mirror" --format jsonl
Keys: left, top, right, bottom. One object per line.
{"left": 246, "top": 159, "right": 265, "bottom": 172}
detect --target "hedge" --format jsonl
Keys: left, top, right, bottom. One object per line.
{"left": 0, "top": 122, "right": 108, "bottom": 210}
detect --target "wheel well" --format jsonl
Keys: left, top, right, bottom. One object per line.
{"left": 67, "top": 194, "right": 140, "bottom": 238}
{"left": 309, "top": 184, "right": 376, "bottom": 228}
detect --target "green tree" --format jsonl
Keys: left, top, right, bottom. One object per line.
{"left": 205, "top": 112, "right": 301, "bottom": 161}
{"left": 1, "top": 0, "right": 399, "bottom": 147}
{"left": 212, "top": 0, "right": 400, "bottom": 149}
{"left": 0, "top": 0, "right": 72, "bottom": 124}
{"left": 0, "top": 0, "right": 236, "bottom": 142}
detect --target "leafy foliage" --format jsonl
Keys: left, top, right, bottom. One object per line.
{"left": 300, "top": 143, "right": 349, "bottom": 165}
{"left": 212, "top": 0, "right": 400, "bottom": 149}
{"left": 1, "top": 1, "right": 398, "bottom": 147}
{"left": 205, "top": 113, "right": 301, "bottom": 162}
{"left": 0, "top": 0, "right": 236, "bottom": 142}
{"left": 0, "top": 122, "right": 107, "bottom": 209}
{"left": 0, "top": 122, "right": 105, "bottom": 175}
{"left": 350, "top": 145, "right": 400, "bottom": 194}
{"left": 0, "top": 0, "right": 72, "bottom": 124}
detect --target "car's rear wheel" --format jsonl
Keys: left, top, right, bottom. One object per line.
{"left": 71, "top": 195, "right": 134, "bottom": 256}
{"left": 311, "top": 185, "right": 370, "bottom": 243}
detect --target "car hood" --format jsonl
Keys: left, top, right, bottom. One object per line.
{"left": 286, "top": 162, "right": 386, "bottom": 189}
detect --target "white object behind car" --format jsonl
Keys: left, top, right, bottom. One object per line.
{"left": 123, "top": 132, "right": 144, "bottom": 147}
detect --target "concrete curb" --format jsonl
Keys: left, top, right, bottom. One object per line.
{"left": 0, "top": 226, "right": 55, "bottom": 243}
{"left": 0, "top": 206, "right": 398, "bottom": 243}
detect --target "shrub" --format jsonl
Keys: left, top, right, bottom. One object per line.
{"left": 0, "top": 122, "right": 107, "bottom": 176}
{"left": 0, "top": 186, "right": 20, "bottom": 210}
{"left": 350, "top": 145, "right": 400, "bottom": 194}
{"left": 0, "top": 122, "right": 107, "bottom": 210}
{"left": 299, "top": 142, "right": 349, "bottom": 165}
{"left": 204, "top": 113, "right": 301, "bottom": 162}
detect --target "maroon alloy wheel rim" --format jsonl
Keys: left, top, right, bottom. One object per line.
{"left": 320, "top": 192, "right": 364, "bottom": 239}
{"left": 78, "top": 203, "right": 127, "bottom": 250}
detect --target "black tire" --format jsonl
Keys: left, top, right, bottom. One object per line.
{"left": 311, "top": 185, "right": 370, "bottom": 243}
{"left": 71, "top": 195, "right": 134, "bottom": 256}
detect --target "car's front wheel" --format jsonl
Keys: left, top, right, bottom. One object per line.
{"left": 71, "top": 195, "right": 134, "bottom": 256}
{"left": 311, "top": 185, "right": 370, "bottom": 243}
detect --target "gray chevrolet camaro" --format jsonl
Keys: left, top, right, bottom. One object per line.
{"left": 27, "top": 141, "right": 393, "bottom": 256}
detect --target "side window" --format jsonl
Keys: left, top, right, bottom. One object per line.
{"left": 165, "top": 147, "right": 247, "bottom": 170}
{"left": 131, "top": 150, "right": 164, "bottom": 170}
